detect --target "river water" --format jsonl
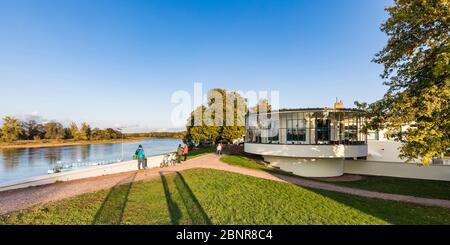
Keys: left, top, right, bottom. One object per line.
{"left": 0, "top": 138, "right": 183, "bottom": 184}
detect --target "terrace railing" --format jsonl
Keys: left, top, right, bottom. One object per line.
{"left": 245, "top": 128, "right": 367, "bottom": 145}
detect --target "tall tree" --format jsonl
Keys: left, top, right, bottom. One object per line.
{"left": 22, "top": 120, "right": 45, "bottom": 140}
{"left": 0, "top": 116, "right": 24, "bottom": 142}
{"left": 43, "top": 121, "right": 65, "bottom": 140}
{"left": 368, "top": 0, "right": 449, "bottom": 164}
{"left": 184, "top": 106, "right": 220, "bottom": 145}
{"left": 90, "top": 128, "right": 102, "bottom": 140}
{"left": 250, "top": 99, "right": 272, "bottom": 114}
{"left": 79, "top": 122, "right": 92, "bottom": 140}
{"left": 183, "top": 89, "right": 248, "bottom": 145}
{"left": 69, "top": 122, "right": 81, "bottom": 140}
{"left": 221, "top": 126, "right": 245, "bottom": 144}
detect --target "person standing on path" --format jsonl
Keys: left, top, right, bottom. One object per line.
{"left": 135, "top": 145, "right": 146, "bottom": 170}
{"left": 177, "top": 144, "right": 183, "bottom": 163}
{"left": 216, "top": 143, "right": 222, "bottom": 156}
{"left": 183, "top": 144, "right": 189, "bottom": 161}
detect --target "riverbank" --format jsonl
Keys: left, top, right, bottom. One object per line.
{"left": 0, "top": 138, "right": 147, "bottom": 149}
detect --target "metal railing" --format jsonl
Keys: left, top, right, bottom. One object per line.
{"left": 48, "top": 159, "right": 122, "bottom": 174}
{"left": 245, "top": 128, "right": 367, "bottom": 145}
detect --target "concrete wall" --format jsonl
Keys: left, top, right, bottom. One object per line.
{"left": 0, "top": 154, "right": 165, "bottom": 192}
{"left": 344, "top": 160, "right": 450, "bottom": 181}
{"left": 367, "top": 140, "right": 421, "bottom": 163}
{"left": 264, "top": 156, "right": 344, "bottom": 177}
{"left": 261, "top": 155, "right": 450, "bottom": 181}
{"left": 245, "top": 143, "right": 367, "bottom": 158}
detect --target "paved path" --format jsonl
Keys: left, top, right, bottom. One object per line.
{"left": 1, "top": 153, "right": 449, "bottom": 215}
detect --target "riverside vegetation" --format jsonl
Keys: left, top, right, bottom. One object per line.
{"left": 0, "top": 116, "right": 183, "bottom": 148}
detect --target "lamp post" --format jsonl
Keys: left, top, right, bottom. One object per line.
{"left": 116, "top": 128, "right": 124, "bottom": 161}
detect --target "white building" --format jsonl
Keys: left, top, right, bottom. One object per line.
{"left": 244, "top": 106, "right": 367, "bottom": 177}
{"left": 244, "top": 104, "right": 450, "bottom": 181}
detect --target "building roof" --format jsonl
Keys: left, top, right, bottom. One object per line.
{"left": 248, "top": 107, "right": 365, "bottom": 115}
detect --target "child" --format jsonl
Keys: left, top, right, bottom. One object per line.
{"left": 183, "top": 144, "right": 189, "bottom": 161}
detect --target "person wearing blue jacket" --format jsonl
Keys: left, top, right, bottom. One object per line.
{"left": 135, "top": 145, "right": 146, "bottom": 170}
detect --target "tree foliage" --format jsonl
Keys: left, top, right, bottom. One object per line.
{"left": 367, "top": 0, "right": 449, "bottom": 164}
{"left": 1, "top": 116, "right": 24, "bottom": 142}
{"left": 0, "top": 117, "right": 124, "bottom": 142}
{"left": 43, "top": 121, "right": 65, "bottom": 140}
{"left": 126, "top": 132, "right": 183, "bottom": 138}
{"left": 79, "top": 122, "right": 92, "bottom": 140}
{"left": 22, "top": 120, "right": 45, "bottom": 140}
{"left": 250, "top": 98, "right": 272, "bottom": 114}
{"left": 183, "top": 88, "right": 248, "bottom": 145}
{"left": 69, "top": 122, "right": 81, "bottom": 140}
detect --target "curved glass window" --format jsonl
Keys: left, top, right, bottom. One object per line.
{"left": 287, "top": 119, "right": 306, "bottom": 143}
{"left": 245, "top": 109, "right": 367, "bottom": 145}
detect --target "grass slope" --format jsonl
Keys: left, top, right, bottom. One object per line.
{"left": 186, "top": 146, "right": 215, "bottom": 160}
{"left": 331, "top": 176, "right": 450, "bottom": 200}
{"left": 1, "top": 169, "right": 449, "bottom": 224}
{"left": 220, "top": 155, "right": 286, "bottom": 174}
{"left": 221, "top": 155, "right": 450, "bottom": 200}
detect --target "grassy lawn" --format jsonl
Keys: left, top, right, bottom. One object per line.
{"left": 220, "top": 154, "right": 299, "bottom": 177}
{"left": 220, "top": 155, "right": 270, "bottom": 170}
{"left": 186, "top": 146, "right": 215, "bottom": 160}
{"left": 220, "top": 155, "right": 286, "bottom": 174}
{"left": 221, "top": 155, "right": 450, "bottom": 201}
{"left": 330, "top": 176, "right": 450, "bottom": 200}
{"left": 1, "top": 168, "right": 449, "bottom": 224}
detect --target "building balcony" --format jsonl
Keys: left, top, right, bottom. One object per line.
{"left": 244, "top": 142, "right": 368, "bottom": 159}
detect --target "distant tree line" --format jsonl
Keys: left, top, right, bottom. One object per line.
{"left": 0, "top": 116, "right": 124, "bottom": 142}
{"left": 126, "top": 132, "right": 184, "bottom": 139}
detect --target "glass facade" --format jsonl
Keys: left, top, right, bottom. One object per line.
{"left": 245, "top": 109, "right": 367, "bottom": 145}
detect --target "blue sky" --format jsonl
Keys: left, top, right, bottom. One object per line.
{"left": 0, "top": 0, "right": 392, "bottom": 132}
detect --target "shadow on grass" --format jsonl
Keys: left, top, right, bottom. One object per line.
{"left": 174, "top": 172, "right": 211, "bottom": 225}
{"left": 221, "top": 154, "right": 450, "bottom": 224}
{"left": 160, "top": 172, "right": 182, "bottom": 225}
{"left": 265, "top": 171, "right": 450, "bottom": 224}
{"left": 160, "top": 171, "right": 211, "bottom": 225}
{"left": 92, "top": 173, "right": 137, "bottom": 224}
{"left": 304, "top": 187, "right": 450, "bottom": 224}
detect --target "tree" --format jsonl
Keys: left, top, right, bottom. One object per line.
{"left": 250, "top": 98, "right": 272, "bottom": 114}
{"left": 43, "top": 121, "right": 65, "bottom": 140}
{"left": 22, "top": 120, "right": 45, "bottom": 140}
{"left": 63, "top": 128, "right": 73, "bottom": 139}
{"left": 105, "top": 128, "right": 122, "bottom": 139}
{"left": 35, "top": 124, "right": 45, "bottom": 140}
{"left": 183, "top": 88, "right": 248, "bottom": 145}
{"left": 0, "top": 116, "right": 24, "bottom": 142}
{"left": 0, "top": 117, "right": 127, "bottom": 142}
{"left": 368, "top": 0, "right": 449, "bottom": 164}
{"left": 69, "top": 122, "right": 81, "bottom": 140}
{"left": 184, "top": 106, "right": 219, "bottom": 145}
{"left": 221, "top": 126, "right": 245, "bottom": 144}
{"left": 90, "top": 128, "right": 102, "bottom": 140}
{"left": 79, "top": 122, "right": 91, "bottom": 140}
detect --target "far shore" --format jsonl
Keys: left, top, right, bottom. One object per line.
{"left": 0, "top": 137, "right": 179, "bottom": 150}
